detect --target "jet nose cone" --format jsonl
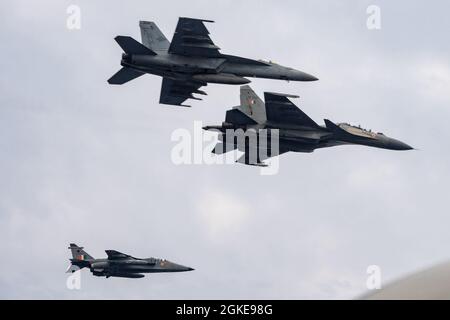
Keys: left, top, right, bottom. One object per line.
{"left": 294, "top": 70, "right": 319, "bottom": 81}
{"left": 388, "top": 138, "right": 414, "bottom": 151}
{"left": 167, "top": 261, "right": 195, "bottom": 272}
{"left": 400, "top": 143, "right": 413, "bottom": 150}
{"left": 178, "top": 265, "right": 194, "bottom": 272}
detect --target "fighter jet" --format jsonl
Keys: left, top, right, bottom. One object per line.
{"left": 108, "top": 17, "right": 318, "bottom": 107}
{"left": 66, "top": 244, "right": 194, "bottom": 278}
{"left": 203, "top": 86, "right": 413, "bottom": 166}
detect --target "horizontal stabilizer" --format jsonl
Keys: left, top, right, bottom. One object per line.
{"left": 108, "top": 67, "right": 144, "bottom": 85}
{"left": 114, "top": 36, "right": 156, "bottom": 55}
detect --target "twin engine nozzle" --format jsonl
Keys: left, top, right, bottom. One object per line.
{"left": 121, "top": 53, "right": 132, "bottom": 64}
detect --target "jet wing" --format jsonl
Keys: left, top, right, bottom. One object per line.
{"left": 160, "top": 77, "right": 206, "bottom": 107}
{"left": 264, "top": 92, "right": 320, "bottom": 128}
{"left": 168, "top": 17, "right": 221, "bottom": 57}
{"left": 105, "top": 250, "right": 135, "bottom": 260}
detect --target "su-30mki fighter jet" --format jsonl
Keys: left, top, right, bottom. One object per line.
{"left": 203, "top": 86, "right": 413, "bottom": 167}
{"left": 66, "top": 244, "right": 194, "bottom": 279}
{"left": 108, "top": 17, "right": 318, "bottom": 107}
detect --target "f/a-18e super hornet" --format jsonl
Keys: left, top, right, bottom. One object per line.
{"left": 203, "top": 86, "right": 413, "bottom": 166}
{"left": 108, "top": 17, "right": 318, "bottom": 107}
{"left": 66, "top": 244, "right": 194, "bottom": 278}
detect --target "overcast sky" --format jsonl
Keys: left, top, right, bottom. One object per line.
{"left": 1, "top": 0, "right": 450, "bottom": 299}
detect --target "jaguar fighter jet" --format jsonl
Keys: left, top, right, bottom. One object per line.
{"left": 108, "top": 17, "right": 318, "bottom": 107}
{"left": 66, "top": 244, "right": 194, "bottom": 278}
{"left": 203, "top": 86, "right": 413, "bottom": 166}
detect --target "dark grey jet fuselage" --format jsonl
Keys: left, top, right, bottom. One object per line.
{"left": 67, "top": 244, "right": 193, "bottom": 279}
{"left": 204, "top": 86, "right": 413, "bottom": 166}
{"left": 108, "top": 18, "right": 317, "bottom": 107}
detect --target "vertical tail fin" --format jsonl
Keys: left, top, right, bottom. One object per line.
{"left": 139, "top": 21, "right": 170, "bottom": 52}
{"left": 69, "top": 243, "right": 94, "bottom": 261}
{"left": 238, "top": 86, "right": 266, "bottom": 124}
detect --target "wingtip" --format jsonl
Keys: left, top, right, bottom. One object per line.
{"left": 139, "top": 20, "right": 156, "bottom": 25}
{"left": 264, "top": 91, "right": 299, "bottom": 99}
{"left": 179, "top": 17, "right": 215, "bottom": 23}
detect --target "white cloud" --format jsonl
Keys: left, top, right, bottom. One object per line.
{"left": 196, "top": 190, "right": 251, "bottom": 238}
